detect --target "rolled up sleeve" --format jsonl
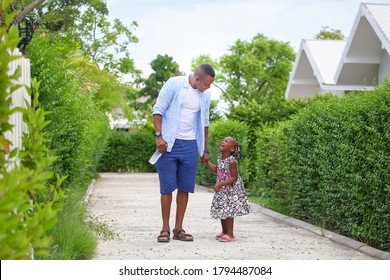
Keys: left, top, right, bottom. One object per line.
{"left": 152, "top": 78, "right": 174, "bottom": 116}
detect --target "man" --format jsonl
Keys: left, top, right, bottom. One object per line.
{"left": 152, "top": 64, "right": 215, "bottom": 242}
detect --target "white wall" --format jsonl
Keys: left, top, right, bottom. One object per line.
{"left": 379, "top": 49, "right": 390, "bottom": 84}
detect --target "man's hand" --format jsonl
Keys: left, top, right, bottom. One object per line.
{"left": 201, "top": 152, "right": 209, "bottom": 163}
{"left": 156, "top": 136, "right": 168, "bottom": 153}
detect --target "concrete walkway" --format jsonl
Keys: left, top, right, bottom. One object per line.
{"left": 87, "top": 173, "right": 389, "bottom": 260}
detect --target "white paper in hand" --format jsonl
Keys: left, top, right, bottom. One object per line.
{"left": 148, "top": 149, "right": 162, "bottom": 165}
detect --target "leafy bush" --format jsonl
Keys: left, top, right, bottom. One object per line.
{"left": 227, "top": 95, "right": 309, "bottom": 188}
{"left": 0, "top": 16, "right": 64, "bottom": 259}
{"left": 27, "top": 33, "right": 124, "bottom": 259}
{"left": 284, "top": 86, "right": 390, "bottom": 250}
{"left": 254, "top": 121, "right": 290, "bottom": 214}
{"left": 27, "top": 34, "right": 111, "bottom": 189}
{"left": 98, "top": 129, "right": 156, "bottom": 172}
{"left": 196, "top": 120, "right": 249, "bottom": 188}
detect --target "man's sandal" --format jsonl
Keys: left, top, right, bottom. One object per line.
{"left": 172, "top": 229, "right": 194, "bottom": 242}
{"left": 157, "top": 230, "right": 170, "bottom": 243}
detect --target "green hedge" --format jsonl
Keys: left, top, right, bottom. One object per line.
{"left": 28, "top": 35, "right": 111, "bottom": 189}
{"left": 196, "top": 120, "right": 249, "bottom": 188}
{"left": 254, "top": 121, "right": 290, "bottom": 213}
{"left": 27, "top": 34, "right": 115, "bottom": 259}
{"left": 284, "top": 86, "right": 390, "bottom": 250}
{"left": 98, "top": 129, "right": 156, "bottom": 172}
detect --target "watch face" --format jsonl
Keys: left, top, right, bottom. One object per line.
{"left": 155, "top": 132, "right": 161, "bottom": 137}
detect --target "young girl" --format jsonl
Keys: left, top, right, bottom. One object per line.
{"left": 204, "top": 136, "right": 251, "bottom": 242}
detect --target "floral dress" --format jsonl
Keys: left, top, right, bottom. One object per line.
{"left": 210, "top": 154, "right": 251, "bottom": 219}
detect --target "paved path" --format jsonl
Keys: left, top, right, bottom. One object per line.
{"left": 87, "top": 173, "right": 388, "bottom": 260}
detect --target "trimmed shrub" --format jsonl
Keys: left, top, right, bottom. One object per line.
{"left": 254, "top": 121, "right": 291, "bottom": 213}
{"left": 98, "top": 129, "right": 156, "bottom": 172}
{"left": 27, "top": 34, "right": 111, "bottom": 189}
{"left": 196, "top": 120, "right": 249, "bottom": 188}
{"left": 284, "top": 85, "right": 390, "bottom": 250}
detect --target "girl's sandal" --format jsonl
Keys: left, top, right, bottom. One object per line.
{"left": 172, "top": 229, "right": 194, "bottom": 242}
{"left": 218, "top": 234, "right": 235, "bottom": 242}
{"left": 157, "top": 230, "right": 170, "bottom": 243}
{"left": 215, "top": 232, "right": 225, "bottom": 240}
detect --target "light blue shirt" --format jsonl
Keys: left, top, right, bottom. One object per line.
{"left": 152, "top": 75, "right": 211, "bottom": 155}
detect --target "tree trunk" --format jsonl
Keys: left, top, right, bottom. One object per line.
{"left": 13, "top": 0, "right": 46, "bottom": 25}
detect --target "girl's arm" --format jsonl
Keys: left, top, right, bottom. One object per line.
{"left": 205, "top": 160, "right": 217, "bottom": 173}
{"left": 214, "top": 158, "right": 239, "bottom": 192}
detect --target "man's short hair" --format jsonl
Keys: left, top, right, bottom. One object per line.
{"left": 197, "top": 64, "right": 215, "bottom": 78}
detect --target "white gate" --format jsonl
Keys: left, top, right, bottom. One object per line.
{"left": 4, "top": 49, "right": 31, "bottom": 169}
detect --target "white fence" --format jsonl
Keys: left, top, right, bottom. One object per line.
{"left": 4, "top": 49, "right": 31, "bottom": 169}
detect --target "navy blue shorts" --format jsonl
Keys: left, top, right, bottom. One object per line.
{"left": 156, "top": 139, "right": 198, "bottom": 195}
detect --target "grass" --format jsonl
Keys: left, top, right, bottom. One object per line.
{"left": 85, "top": 212, "right": 120, "bottom": 241}
{"left": 248, "top": 194, "right": 290, "bottom": 216}
{"left": 37, "top": 187, "right": 99, "bottom": 260}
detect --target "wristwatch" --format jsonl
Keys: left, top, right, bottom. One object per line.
{"left": 155, "top": 131, "right": 162, "bottom": 138}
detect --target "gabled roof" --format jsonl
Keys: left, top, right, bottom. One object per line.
{"left": 286, "top": 2, "right": 390, "bottom": 100}
{"left": 334, "top": 3, "right": 390, "bottom": 86}
{"left": 285, "top": 40, "right": 346, "bottom": 100}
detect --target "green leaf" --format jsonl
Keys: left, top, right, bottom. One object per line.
{"left": 2, "top": 0, "right": 10, "bottom": 11}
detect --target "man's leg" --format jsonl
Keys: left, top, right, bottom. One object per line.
{"left": 161, "top": 193, "right": 172, "bottom": 230}
{"left": 155, "top": 146, "right": 177, "bottom": 242}
{"left": 173, "top": 140, "right": 197, "bottom": 241}
{"left": 157, "top": 193, "right": 172, "bottom": 242}
{"left": 175, "top": 189, "right": 188, "bottom": 230}
{"left": 173, "top": 189, "right": 193, "bottom": 241}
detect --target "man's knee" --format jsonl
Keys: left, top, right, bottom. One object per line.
{"left": 177, "top": 189, "right": 189, "bottom": 196}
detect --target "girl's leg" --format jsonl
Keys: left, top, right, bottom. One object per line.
{"left": 215, "top": 219, "right": 226, "bottom": 239}
{"left": 220, "top": 219, "right": 227, "bottom": 234}
{"left": 218, "top": 218, "right": 235, "bottom": 242}
{"left": 225, "top": 218, "right": 234, "bottom": 238}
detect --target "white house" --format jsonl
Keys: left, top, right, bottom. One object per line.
{"left": 286, "top": 3, "right": 390, "bottom": 100}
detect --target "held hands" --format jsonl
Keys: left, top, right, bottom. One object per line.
{"left": 201, "top": 152, "right": 209, "bottom": 163}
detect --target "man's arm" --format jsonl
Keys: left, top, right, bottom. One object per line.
{"left": 201, "top": 126, "right": 209, "bottom": 163}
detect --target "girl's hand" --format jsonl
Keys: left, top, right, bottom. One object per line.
{"left": 214, "top": 183, "right": 222, "bottom": 192}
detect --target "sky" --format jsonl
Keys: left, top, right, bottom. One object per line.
{"left": 106, "top": 0, "right": 390, "bottom": 78}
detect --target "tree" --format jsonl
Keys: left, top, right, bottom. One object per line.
{"left": 9, "top": 0, "right": 140, "bottom": 77}
{"left": 135, "top": 54, "right": 183, "bottom": 110}
{"left": 216, "top": 34, "right": 296, "bottom": 186}
{"left": 219, "top": 33, "right": 295, "bottom": 109}
{"left": 74, "top": 3, "right": 139, "bottom": 77}
{"left": 34, "top": 0, "right": 100, "bottom": 32}
{"left": 190, "top": 54, "right": 224, "bottom": 121}
{"left": 9, "top": 0, "right": 86, "bottom": 29}
{"left": 190, "top": 53, "right": 219, "bottom": 73}
{"left": 315, "top": 26, "right": 345, "bottom": 40}
{"left": 11, "top": 0, "right": 45, "bottom": 25}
